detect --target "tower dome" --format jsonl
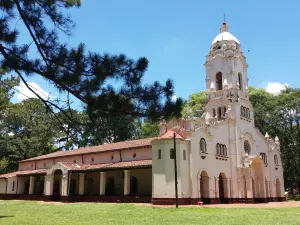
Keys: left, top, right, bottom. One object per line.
{"left": 211, "top": 23, "right": 240, "bottom": 45}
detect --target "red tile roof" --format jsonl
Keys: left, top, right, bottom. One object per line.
{"left": 159, "top": 128, "right": 188, "bottom": 140}
{"left": 0, "top": 160, "right": 152, "bottom": 178}
{"left": 0, "top": 169, "right": 47, "bottom": 179}
{"left": 59, "top": 160, "right": 152, "bottom": 171}
{"left": 20, "top": 137, "right": 156, "bottom": 162}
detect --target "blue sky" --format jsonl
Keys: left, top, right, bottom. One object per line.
{"left": 12, "top": 0, "right": 300, "bottom": 107}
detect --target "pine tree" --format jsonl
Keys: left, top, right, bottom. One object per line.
{"left": 0, "top": 0, "right": 183, "bottom": 125}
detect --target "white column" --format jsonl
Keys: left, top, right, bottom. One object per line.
{"left": 208, "top": 177, "right": 215, "bottom": 198}
{"left": 124, "top": 170, "right": 130, "bottom": 196}
{"left": 78, "top": 173, "right": 85, "bottom": 195}
{"left": 61, "top": 173, "right": 69, "bottom": 196}
{"left": 215, "top": 177, "right": 219, "bottom": 198}
{"left": 100, "top": 172, "right": 106, "bottom": 195}
{"left": 29, "top": 176, "right": 35, "bottom": 195}
{"left": 44, "top": 174, "right": 54, "bottom": 196}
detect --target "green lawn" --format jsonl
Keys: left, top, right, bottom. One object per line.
{"left": 0, "top": 201, "right": 299, "bottom": 225}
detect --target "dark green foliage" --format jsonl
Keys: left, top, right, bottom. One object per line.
{"left": 0, "top": 0, "right": 183, "bottom": 123}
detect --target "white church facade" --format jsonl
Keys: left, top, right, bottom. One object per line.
{"left": 0, "top": 22, "right": 285, "bottom": 204}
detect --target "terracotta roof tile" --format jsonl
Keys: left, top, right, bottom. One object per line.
{"left": 21, "top": 137, "right": 156, "bottom": 162}
{"left": 60, "top": 160, "right": 152, "bottom": 171}
{"left": 159, "top": 128, "right": 188, "bottom": 140}
{"left": 0, "top": 169, "right": 47, "bottom": 179}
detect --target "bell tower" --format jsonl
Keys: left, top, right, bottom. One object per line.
{"left": 204, "top": 22, "right": 253, "bottom": 124}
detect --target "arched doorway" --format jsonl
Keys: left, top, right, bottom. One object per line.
{"left": 53, "top": 169, "right": 62, "bottom": 196}
{"left": 276, "top": 178, "right": 281, "bottom": 198}
{"left": 106, "top": 177, "right": 115, "bottom": 196}
{"left": 219, "top": 173, "right": 228, "bottom": 203}
{"left": 265, "top": 179, "right": 269, "bottom": 199}
{"left": 69, "top": 179, "right": 76, "bottom": 195}
{"left": 24, "top": 179, "right": 30, "bottom": 194}
{"left": 130, "top": 176, "right": 138, "bottom": 195}
{"left": 200, "top": 171, "right": 209, "bottom": 201}
{"left": 251, "top": 157, "right": 265, "bottom": 199}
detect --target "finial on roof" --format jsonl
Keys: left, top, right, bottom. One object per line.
{"left": 220, "top": 14, "right": 229, "bottom": 33}
{"left": 265, "top": 132, "right": 269, "bottom": 138}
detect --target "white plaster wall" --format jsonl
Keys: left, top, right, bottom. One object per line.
{"left": 0, "top": 179, "right": 7, "bottom": 194}
{"left": 121, "top": 148, "right": 152, "bottom": 162}
{"left": 6, "top": 177, "right": 17, "bottom": 194}
{"left": 152, "top": 139, "right": 190, "bottom": 198}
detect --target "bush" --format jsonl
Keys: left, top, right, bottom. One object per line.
{"left": 294, "top": 195, "right": 300, "bottom": 201}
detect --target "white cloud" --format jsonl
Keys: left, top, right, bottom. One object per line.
{"left": 265, "top": 82, "right": 290, "bottom": 94}
{"left": 16, "top": 81, "right": 51, "bottom": 101}
{"left": 171, "top": 95, "right": 178, "bottom": 101}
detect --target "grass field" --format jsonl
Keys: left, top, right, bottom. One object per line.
{"left": 0, "top": 200, "right": 300, "bottom": 225}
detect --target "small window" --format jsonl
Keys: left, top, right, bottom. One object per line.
{"left": 170, "top": 149, "right": 175, "bottom": 159}
{"left": 44, "top": 163, "right": 46, "bottom": 168}
{"left": 200, "top": 138, "right": 207, "bottom": 153}
{"left": 158, "top": 149, "right": 162, "bottom": 159}
{"left": 274, "top": 155, "right": 278, "bottom": 166}
{"left": 244, "top": 140, "right": 251, "bottom": 155}
{"left": 216, "top": 144, "right": 220, "bottom": 155}
{"left": 12, "top": 181, "right": 15, "bottom": 191}
{"left": 91, "top": 158, "right": 94, "bottom": 163}
{"left": 183, "top": 150, "right": 186, "bottom": 160}
{"left": 238, "top": 73, "right": 243, "bottom": 90}
{"left": 73, "top": 160, "right": 76, "bottom": 163}
{"left": 133, "top": 153, "right": 136, "bottom": 158}
{"left": 111, "top": 155, "right": 114, "bottom": 160}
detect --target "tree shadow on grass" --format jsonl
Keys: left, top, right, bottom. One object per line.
{"left": 0, "top": 216, "right": 14, "bottom": 219}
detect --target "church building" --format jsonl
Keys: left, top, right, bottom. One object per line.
{"left": 0, "top": 22, "right": 285, "bottom": 204}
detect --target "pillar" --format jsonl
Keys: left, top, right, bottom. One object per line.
{"left": 100, "top": 172, "right": 106, "bottom": 195}
{"left": 29, "top": 176, "right": 35, "bottom": 195}
{"left": 215, "top": 177, "right": 219, "bottom": 198}
{"left": 44, "top": 174, "right": 54, "bottom": 196}
{"left": 61, "top": 173, "right": 69, "bottom": 196}
{"left": 208, "top": 177, "right": 215, "bottom": 198}
{"left": 246, "top": 176, "right": 253, "bottom": 198}
{"left": 78, "top": 173, "right": 85, "bottom": 195}
{"left": 124, "top": 170, "right": 130, "bottom": 196}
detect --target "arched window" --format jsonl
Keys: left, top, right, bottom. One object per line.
{"left": 216, "top": 72, "right": 223, "bottom": 90}
{"left": 224, "top": 145, "right": 227, "bottom": 156}
{"left": 183, "top": 150, "right": 186, "bottom": 160}
{"left": 274, "top": 155, "right": 278, "bottom": 166}
{"left": 170, "top": 149, "right": 175, "bottom": 159}
{"left": 218, "top": 107, "right": 222, "bottom": 120}
{"left": 200, "top": 138, "right": 207, "bottom": 153}
{"left": 216, "top": 144, "right": 220, "bottom": 155}
{"left": 244, "top": 140, "right": 251, "bottom": 154}
{"left": 241, "top": 106, "right": 243, "bottom": 116}
{"left": 247, "top": 108, "right": 250, "bottom": 119}
{"left": 158, "top": 149, "right": 162, "bottom": 159}
{"left": 212, "top": 108, "right": 216, "bottom": 118}
{"left": 238, "top": 73, "right": 243, "bottom": 90}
